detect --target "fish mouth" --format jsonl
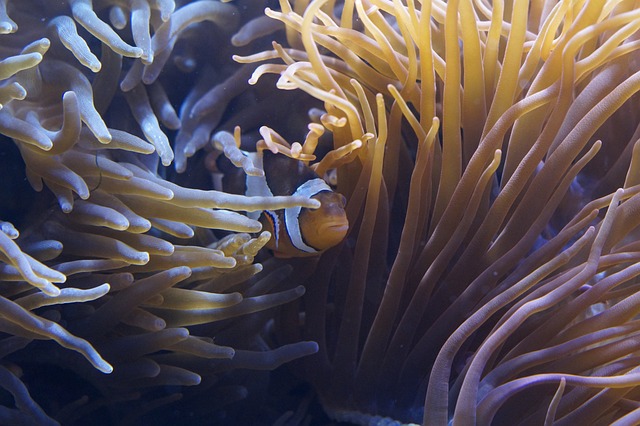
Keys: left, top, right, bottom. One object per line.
{"left": 319, "top": 221, "right": 349, "bottom": 235}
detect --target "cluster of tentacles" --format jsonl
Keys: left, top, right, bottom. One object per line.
{"left": 233, "top": 0, "right": 640, "bottom": 424}
{"left": 0, "top": 0, "right": 331, "bottom": 424}
{"left": 6, "top": 0, "right": 640, "bottom": 425}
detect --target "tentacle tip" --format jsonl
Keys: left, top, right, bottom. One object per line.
{"left": 171, "top": 266, "right": 192, "bottom": 279}
{"left": 307, "top": 341, "right": 319, "bottom": 353}
{"left": 0, "top": 22, "right": 17, "bottom": 34}
{"left": 231, "top": 36, "right": 248, "bottom": 48}
{"left": 98, "top": 362, "right": 114, "bottom": 374}
{"left": 39, "top": 140, "right": 54, "bottom": 151}
{"left": 43, "top": 285, "right": 62, "bottom": 297}
{"left": 141, "top": 75, "right": 158, "bottom": 86}
{"left": 150, "top": 318, "right": 166, "bottom": 331}
{"left": 140, "top": 54, "right": 154, "bottom": 66}
{"left": 130, "top": 47, "right": 144, "bottom": 58}
{"left": 97, "top": 133, "right": 113, "bottom": 144}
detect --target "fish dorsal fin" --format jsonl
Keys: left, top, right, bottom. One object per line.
{"left": 262, "top": 151, "right": 319, "bottom": 196}
{"left": 244, "top": 151, "right": 273, "bottom": 220}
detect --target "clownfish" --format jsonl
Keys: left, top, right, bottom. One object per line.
{"left": 218, "top": 150, "right": 349, "bottom": 257}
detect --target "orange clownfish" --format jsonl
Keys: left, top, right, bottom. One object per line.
{"left": 226, "top": 150, "right": 349, "bottom": 257}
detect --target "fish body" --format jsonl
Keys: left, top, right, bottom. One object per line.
{"left": 245, "top": 150, "right": 348, "bottom": 257}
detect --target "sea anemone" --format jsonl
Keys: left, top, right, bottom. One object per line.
{"left": 0, "top": 0, "right": 323, "bottom": 424}
{"left": 5, "top": 0, "right": 640, "bottom": 424}
{"left": 236, "top": 0, "right": 640, "bottom": 424}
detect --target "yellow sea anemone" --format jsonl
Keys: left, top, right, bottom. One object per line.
{"left": 237, "top": 0, "right": 640, "bottom": 424}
